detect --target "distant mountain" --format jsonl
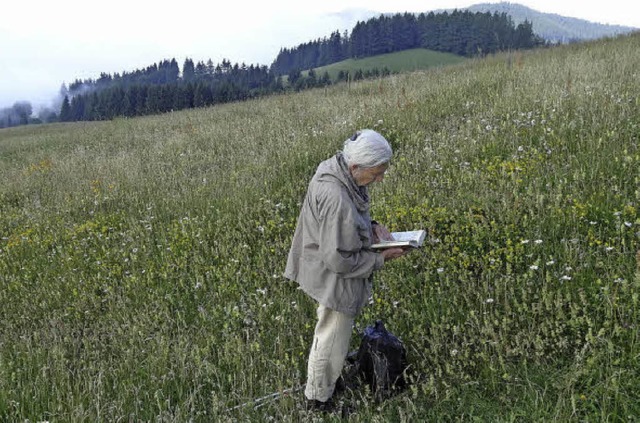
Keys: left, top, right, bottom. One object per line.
{"left": 462, "top": 2, "right": 637, "bottom": 43}
{"left": 325, "top": 8, "right": 380, "bottom": 30}
{"left": 330, "top": 3, "right": 636, "bottom": 44}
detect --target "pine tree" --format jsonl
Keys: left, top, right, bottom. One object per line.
{"left": 183, "top": 58, "right": 196, "bottom": 82}
{"left": 59, "top": 95, "right": 71, "bottom": 122}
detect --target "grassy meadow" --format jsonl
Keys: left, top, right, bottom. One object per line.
{"left": 308, "top": 48, "right": 466, "bottom": 80}
{"left": 1, "top": 33, "right": 639, "bottom": 422}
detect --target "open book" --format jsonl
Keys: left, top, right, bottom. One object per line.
{"left": 371, "top": 229, "right": 427, "bottom": 250}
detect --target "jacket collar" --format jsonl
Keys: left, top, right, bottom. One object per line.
{"left": 333, "top": 152, "right": 370, "bottom": 212}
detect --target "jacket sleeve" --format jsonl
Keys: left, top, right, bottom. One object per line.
{"left": 317, "top": 190, "right": 384, "bottom": 279}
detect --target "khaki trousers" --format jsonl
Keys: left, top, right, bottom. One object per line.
{"left": 304, "top": 304, "right": 354, "bottom": 402}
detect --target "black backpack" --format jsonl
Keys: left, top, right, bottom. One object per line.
{"left": 353, "top": 320, "right": 409, "bottom": 400}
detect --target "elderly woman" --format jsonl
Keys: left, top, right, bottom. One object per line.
{"left": 284, "top": 129, "right": 406, "bottom": 411}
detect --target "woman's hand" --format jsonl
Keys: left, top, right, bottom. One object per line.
{"left": 380, "top": 247, "right": 406, "bottom": 261}
{"left": 372, "top": 223, "right": 394, "bottom": 244}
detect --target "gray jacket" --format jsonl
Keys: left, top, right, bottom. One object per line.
{"left": 284, "top": 153, "right": 384, "bottom": 316}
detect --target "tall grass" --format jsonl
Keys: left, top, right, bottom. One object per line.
{"left": 1, "top": 33, "right": 638, "bottom": 421}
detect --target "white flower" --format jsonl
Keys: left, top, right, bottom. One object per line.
{"left": 521, "top": 240, "right": 530, "bottom": 244}
{"left": 624, "top": 221, "right": 633, "bottom": 227}
{"left": 560, "top": 275, "right": 572, "bottom": 281}
{"left": 450, "top": 349, "right": 459, "bottom": 356}
{"left": 486, "top": 298, "right": 494, "bottom": 303}
{"left": 546, "top": 260, "right": 555, "bottom": 266}
{"left": 613, "top": 211, "right": 622, "bottom": 217}
{"left": 605, "top": 247, "right": 614, "bottom": 252}
{"left": 437, "top": 268, "right": 445, "bottom": 273}
{"left": 534, "top": 239, "right": 543, "bottom": 244}
{"left": 590, "top": 221, "right": 597, "bottom": 225}
{"left": 530, "top": 265, "right": 539, "bottom": 270}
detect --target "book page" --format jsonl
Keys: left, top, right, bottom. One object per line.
{"left": 391, "top": 231, "right": 424, "bottom": 242}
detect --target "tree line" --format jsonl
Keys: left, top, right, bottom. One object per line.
{"left": 57, "top": 58, "right": 281, "bottom": 122}
{"left": 271, "top": 10, "right": 543, "bottom": 76}
{"left": 2, "top": 9, "right": 544, "bottom": 128}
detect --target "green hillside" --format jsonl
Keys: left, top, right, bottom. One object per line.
{"left": 1, "top": 33, "right": 638, "bottom": 421}
{"left": 309, "top": 48, "right": 466, "bottom": 79}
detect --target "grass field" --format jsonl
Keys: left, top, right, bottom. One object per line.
{"left": 307, "top": 48, "right": 466, "bottom": 80}
{"left": 1, "top": 33, "right": 639, "bottom": 421}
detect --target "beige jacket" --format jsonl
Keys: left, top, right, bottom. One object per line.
{"left": 284, "top": 153, "right": 384, "bottom": 316}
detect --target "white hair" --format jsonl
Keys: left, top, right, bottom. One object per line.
{"left": 342, "top": 129, "right": 393, "bottom": 168}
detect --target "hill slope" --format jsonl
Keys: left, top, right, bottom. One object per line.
{"left": 1, "top": 33, "right": 638, "bottom": 421}
{"left": 310, "top": 48, "right": 466, "bottom": 79}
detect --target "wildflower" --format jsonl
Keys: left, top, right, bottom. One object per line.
{"left": 132, "top": 248, "right": 138, "bottom": 253}
{"left": 486, "top": 298, "right": 494, "bottom": 303}
{"left": 613, "top": 211, "right": 622, "bottom": 217}
{"left": 194, "top": 282, "right": 202, "bottom": 289}
{"left": 534, "top": 239, "right": 543, "bottom": 244}
{"left": 590, "top": 221, "right": 597, "bottom": 225}
{"left": 605, "top": 246, "right": 614, "bottom": 252}
{"left": 546, "top": 260, "right": 555, "bottom": 266}
{"left": 560, "top": 275, "right": 572, "bottom": 281}
{"left": 450, "top": 349, "right": 459, "bottom": 356}
{"left": 624, "top": 221, "right": 633, "bottom": 227}
{"left": 614, "top": 278, "right": 624, "bottom": 283}
{"left": 437, "top": 268, "right": 445, "bottom": 273}
{"left": 530, "top": 265, "right": 539, "bottom": 270}
{"left": 521, "top": 239, "right": 530, "bottom": 244}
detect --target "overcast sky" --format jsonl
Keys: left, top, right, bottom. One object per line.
{"left": 1, "top": 0, "right": 638, "bottom": 110}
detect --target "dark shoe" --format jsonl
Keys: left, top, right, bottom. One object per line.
{"left": 306, "top": 398, "right": 335, "bottom": 413}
